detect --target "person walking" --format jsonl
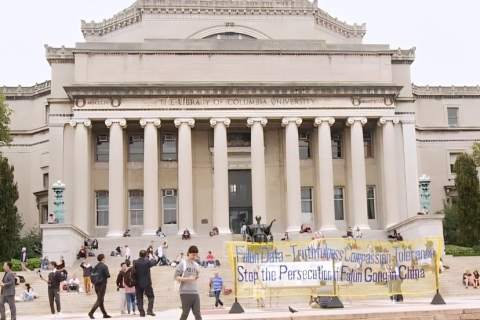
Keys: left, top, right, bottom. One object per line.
{"left": 88, "top": 254, "right": 111, "bottom": 319}
{"left": 0, "top": 262, "right": 16, "bottom": 320}
{"left": 174, "top": 245, "right": 202, "bottom": 320}
{"left": 125, "top": 245, "right": 131, "bottom": 262}
{"left": 39, "top": 261, "right": 63, "bottom": 319}
{"left": 20, "top": 248, "right": 29, "bottom": 272}
{"left": 134, "top": 250, "right": 156, "bottom": 317}
{"left": 124, "top": 262, "right": 136, "bottom": 315}
{"left": 80, "top": 259, "right": 93, "bottom": 295}
{"left": 116, "top": 263, "right": 127, "bottom": 315}
{"left": 209, "top": 271, "right": 224, "bottom": 308}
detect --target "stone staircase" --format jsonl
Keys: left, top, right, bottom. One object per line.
{"left": 13, "top": 233, "right": 480, "bottom": 316}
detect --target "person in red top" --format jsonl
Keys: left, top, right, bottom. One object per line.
{"left": 204, "top": 251, "right": 216, "bottom": 268}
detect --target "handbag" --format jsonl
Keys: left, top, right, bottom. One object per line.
{"left": 209, "top": 290, "right": 215, "bottom": 297}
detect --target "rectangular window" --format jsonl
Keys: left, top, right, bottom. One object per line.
{"left": 334, "top": 187, "right": 345, "bottom": 220}
{"left": 331, "top": 132, "right": 342, "bottom": 159}
{"left": 129, "top": 134, "right": 144, "bottom": 162}
{"left": 43, "top": 173, "right": 49, "bottom": 190}
{"left": 363, "top": 131, "right": 374, "bottom": 158}
{"left": 45, "top": 105, "right": 50, "bottom": 125}
{"left": 95, "top": 135, "right": 109, "bottom": 162}
{"left": 299, "top": 133, "right": 311, "bottom": 160}
{"left": 367, "top": 186, "right": 376, "bottom": 219}
{"left": 301, "top": 188, "right": 313, "bottom": 223}
{"left": 162, "top": 133, "right": 177, "bottom": 161}
{"left": 450, "top": 153, "right": 462, "bottom": 173}
{"left": 163, "top": 190, "right": 178, "bottom": 225}
{"left": 95, "top": 191, "right": 109, "bottom": 226}
{"left": 129, "top": 190, "right": 144, "bottom": 226}
{"left": 447, "top": 107, "right": 459, "bottom": 127}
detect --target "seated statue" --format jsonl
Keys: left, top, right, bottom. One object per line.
{"left": 246, "top": 216, "right": 276, "bottom": 243}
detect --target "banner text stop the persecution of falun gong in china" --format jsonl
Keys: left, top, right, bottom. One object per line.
{"left": 227, "top": 238, "right": 441, "bottom": 298}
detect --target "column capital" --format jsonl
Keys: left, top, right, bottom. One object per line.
{"left": 346, "top": 117, "right": 367, "bottom": 126}
{"left": 314, "top": 117, "right": 335, "bottom": 127}
{"left": 105, "top": 118, "right": 127, "bottom": 128}
{"left": 281, "top": 117, "right": 302, "bottom": 127}
{"left": 377, "top": 117, "right": 400, "bottom": 126}
{"left": 69, "top": 119, "right": 92, "bottom": 128}
{"left": 210, "top": 118, "right": 231, "bottom": 128}
{"left": 174, "top": 118, "right": 195, "bottom": 128}
{"left": 140, "top": 118, "right": 161, "bottom": 128}
{"left": 247, "top": 117, "right": 268, "bottom": 127}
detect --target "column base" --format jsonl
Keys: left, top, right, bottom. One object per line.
{"left": 286, "top": 225, "right": 301, "bottom": 233}
{"left": 106, "top": 231, "right": 124, "bottom": 238}
{"left": 320, "top": 225, "right": 338, "bottom": 232}
{"left": 142, "top": 229, "right": 158, "bottom": 236}
{"left": 177, "top": 229, "right": 196, "bottom": 236}
{"left": 217, "top": 227, "right": 231, "bottom": 235}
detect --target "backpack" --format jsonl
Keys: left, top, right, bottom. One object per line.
{"left": 174, "top": 261, "right": 187, "bottom": 293}
{"left": 90, "top": 265, "right": 102, "bottom": 285}
{"left": 124, "top": 267, "right": 136, "bottom": 287}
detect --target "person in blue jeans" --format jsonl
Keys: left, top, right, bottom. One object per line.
{"left": 209, "top": 271, "right": 224, "bottom": 308}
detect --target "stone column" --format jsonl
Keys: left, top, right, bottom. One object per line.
{"left": 378, "top": 117, "right": 401, "bottom": 227}
{"left": 314, "top": 117, "right": 337, "bottom": 231}
{"left": 281, "top": 117, "right": 303, "bottom": 233}
{"left": 105, "top": 118, "right": 127, "bottom": 237}
{"left": 174, "top": 118, "right": 196, "bottom": 234}
{"left": 346, "top": 117, "right": 370, "bottom": 229}
{"left": 247, "top": 117, "right": 268, "bottom": 222}
{"left": 401, "top": 119, "right": 421, "bottom": 218}
{"left": 140, "top": 118, "right": 161, "bottom": 236}
{"left": 210, "top": 118, "right": 231, "bottom": 234}
{"left": 69, "top": 119, "right": 92, "bottom": 234}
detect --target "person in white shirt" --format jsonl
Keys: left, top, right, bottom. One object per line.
{"left": 68, "top": 275, "right": 80, "bottom": 293}
{"left": 125, "top": 245, "right": 131, "bottom": 262}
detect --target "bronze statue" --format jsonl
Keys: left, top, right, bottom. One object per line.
{"left": 245, "top": 216, "right": 276, "bottom": 243}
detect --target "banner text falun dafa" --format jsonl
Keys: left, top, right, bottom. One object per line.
{"left": 227, "top": 237, "right": 441, "bottom": 298}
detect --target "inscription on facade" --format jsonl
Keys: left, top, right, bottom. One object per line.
{"left": 161, "top": 97, "right": 317, "bottom": 106}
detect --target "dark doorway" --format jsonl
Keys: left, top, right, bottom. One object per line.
{"left": 228, "top": 170, "right": 253, "bottom": 233}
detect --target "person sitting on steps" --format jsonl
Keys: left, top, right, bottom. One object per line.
{"left": 388, "top": 229, "right": 398, "bottom": 239}
{"left": 123, "top": 229, "right": 131, "bottom": 237}
{"left": 300, "top": 224, "right": 312, "bottom": 233}
{"left": 209, "top": 227, "right": 219, "bottom": 237}
{"left": 156, "top": 227, "right": 165, "bottom": 237}
{"left": 182, "top": 229, "right": 191, "bottom": 240}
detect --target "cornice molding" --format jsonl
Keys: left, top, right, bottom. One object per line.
{"left": 80, "top": 0, "right": 365, "bottom": 41}
{"left": 44, "top": 45, "right": 75, "bottom": 65}
{"left": 64, "top": 84, "right": 402, "bottom": 100}
{"left": 412, "top": 83, "right": 480, "bottom": 98}
{"left": 391, "top": 47, "right": 416, "bottom": 65}
{"left": 1, "top": 80, "right": 51, "bottom": 99}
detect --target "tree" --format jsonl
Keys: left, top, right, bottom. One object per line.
{"left": 472, "top": 142, "right": 480, "bottom": 167}
{"left": 0, "top": 154, "right": 23, "bottom": 262}
{"left": 0, "top": 94, "right": 13, "bottom": 146}
{"left": 454, "top": 153, "right": 480, "bottom": 247}
{"left": 441, "top": 204, "right": 459, "bottom": 245}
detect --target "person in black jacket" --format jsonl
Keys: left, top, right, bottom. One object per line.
{"left": 134, "top": 250, "right": 156, "bottom": 317}
{"left": 88, "top": 254, "right": 111, "bottom": 319}
{"left": 39, "top": 261, "right": 63, "bottom": 318}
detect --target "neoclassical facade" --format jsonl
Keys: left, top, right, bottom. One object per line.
{"left": 1, "top": 0, "right": 479, "bottom": 238}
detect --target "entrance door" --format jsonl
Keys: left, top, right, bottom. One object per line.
{"left": 228, "top": 170, "right": 253, "bottom": 234}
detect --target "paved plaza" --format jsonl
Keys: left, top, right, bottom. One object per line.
{"left": 11, "top": 297, "right": 480, "bottom": 320}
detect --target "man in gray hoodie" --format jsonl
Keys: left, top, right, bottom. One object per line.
{"left": 174, "top": 245, "right": 202, "bottom": 320}
{"left": 0, "top": 262, "right": 16, "bottom": 320}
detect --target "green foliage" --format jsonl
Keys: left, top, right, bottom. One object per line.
{"left": 10, "top": 259, "right": 21, "bottom": 272}
{"left": 20, "top": 226, "right": 42, "bottom": 258}
{"left": 26, "top": 258, "right": 41, "bottom": 270}
{"left": 473, "top": 245, "right": 480, "bottom": 253}
{"left": 441, "top": 204, "right": 459, "bottom": 245}
{"left": 445, "top": 245, "right": 475, "bottom": 256}
{"left": 454, "top": 153, "right": 480, "bottom": 247}
{"left": 473, "top": 142, "right": 480, "bottom": 167}
{"left": 0, "top": 94, "right": 12, "bottom": 145}
{"left": 0, "top": 155, "right": 23, "bottom": 262}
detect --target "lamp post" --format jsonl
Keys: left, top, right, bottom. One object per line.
{"left": 419, "top": 174, "right": 431, "bottom": 214}
{"left": 52, "top": 180, "right": 66, "bottom": 224}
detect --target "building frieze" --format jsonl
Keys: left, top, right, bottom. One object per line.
{"left": 412, "top": 84, "right": 480, "bottom": 98}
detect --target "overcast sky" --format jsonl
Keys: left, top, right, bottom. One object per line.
{"left": 0, "top": 0, "right": 478, "bottom": 86}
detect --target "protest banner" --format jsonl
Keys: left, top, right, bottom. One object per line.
{"left": 227, "top": 237, "right": 442, "bottom": 301}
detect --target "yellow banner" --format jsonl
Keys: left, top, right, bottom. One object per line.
{"left": 227, "top": 237, "right": 441, "bottom": 298}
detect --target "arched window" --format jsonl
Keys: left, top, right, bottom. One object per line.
{"left": 203, "top": 32, "right": 256, "bottom": 40}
